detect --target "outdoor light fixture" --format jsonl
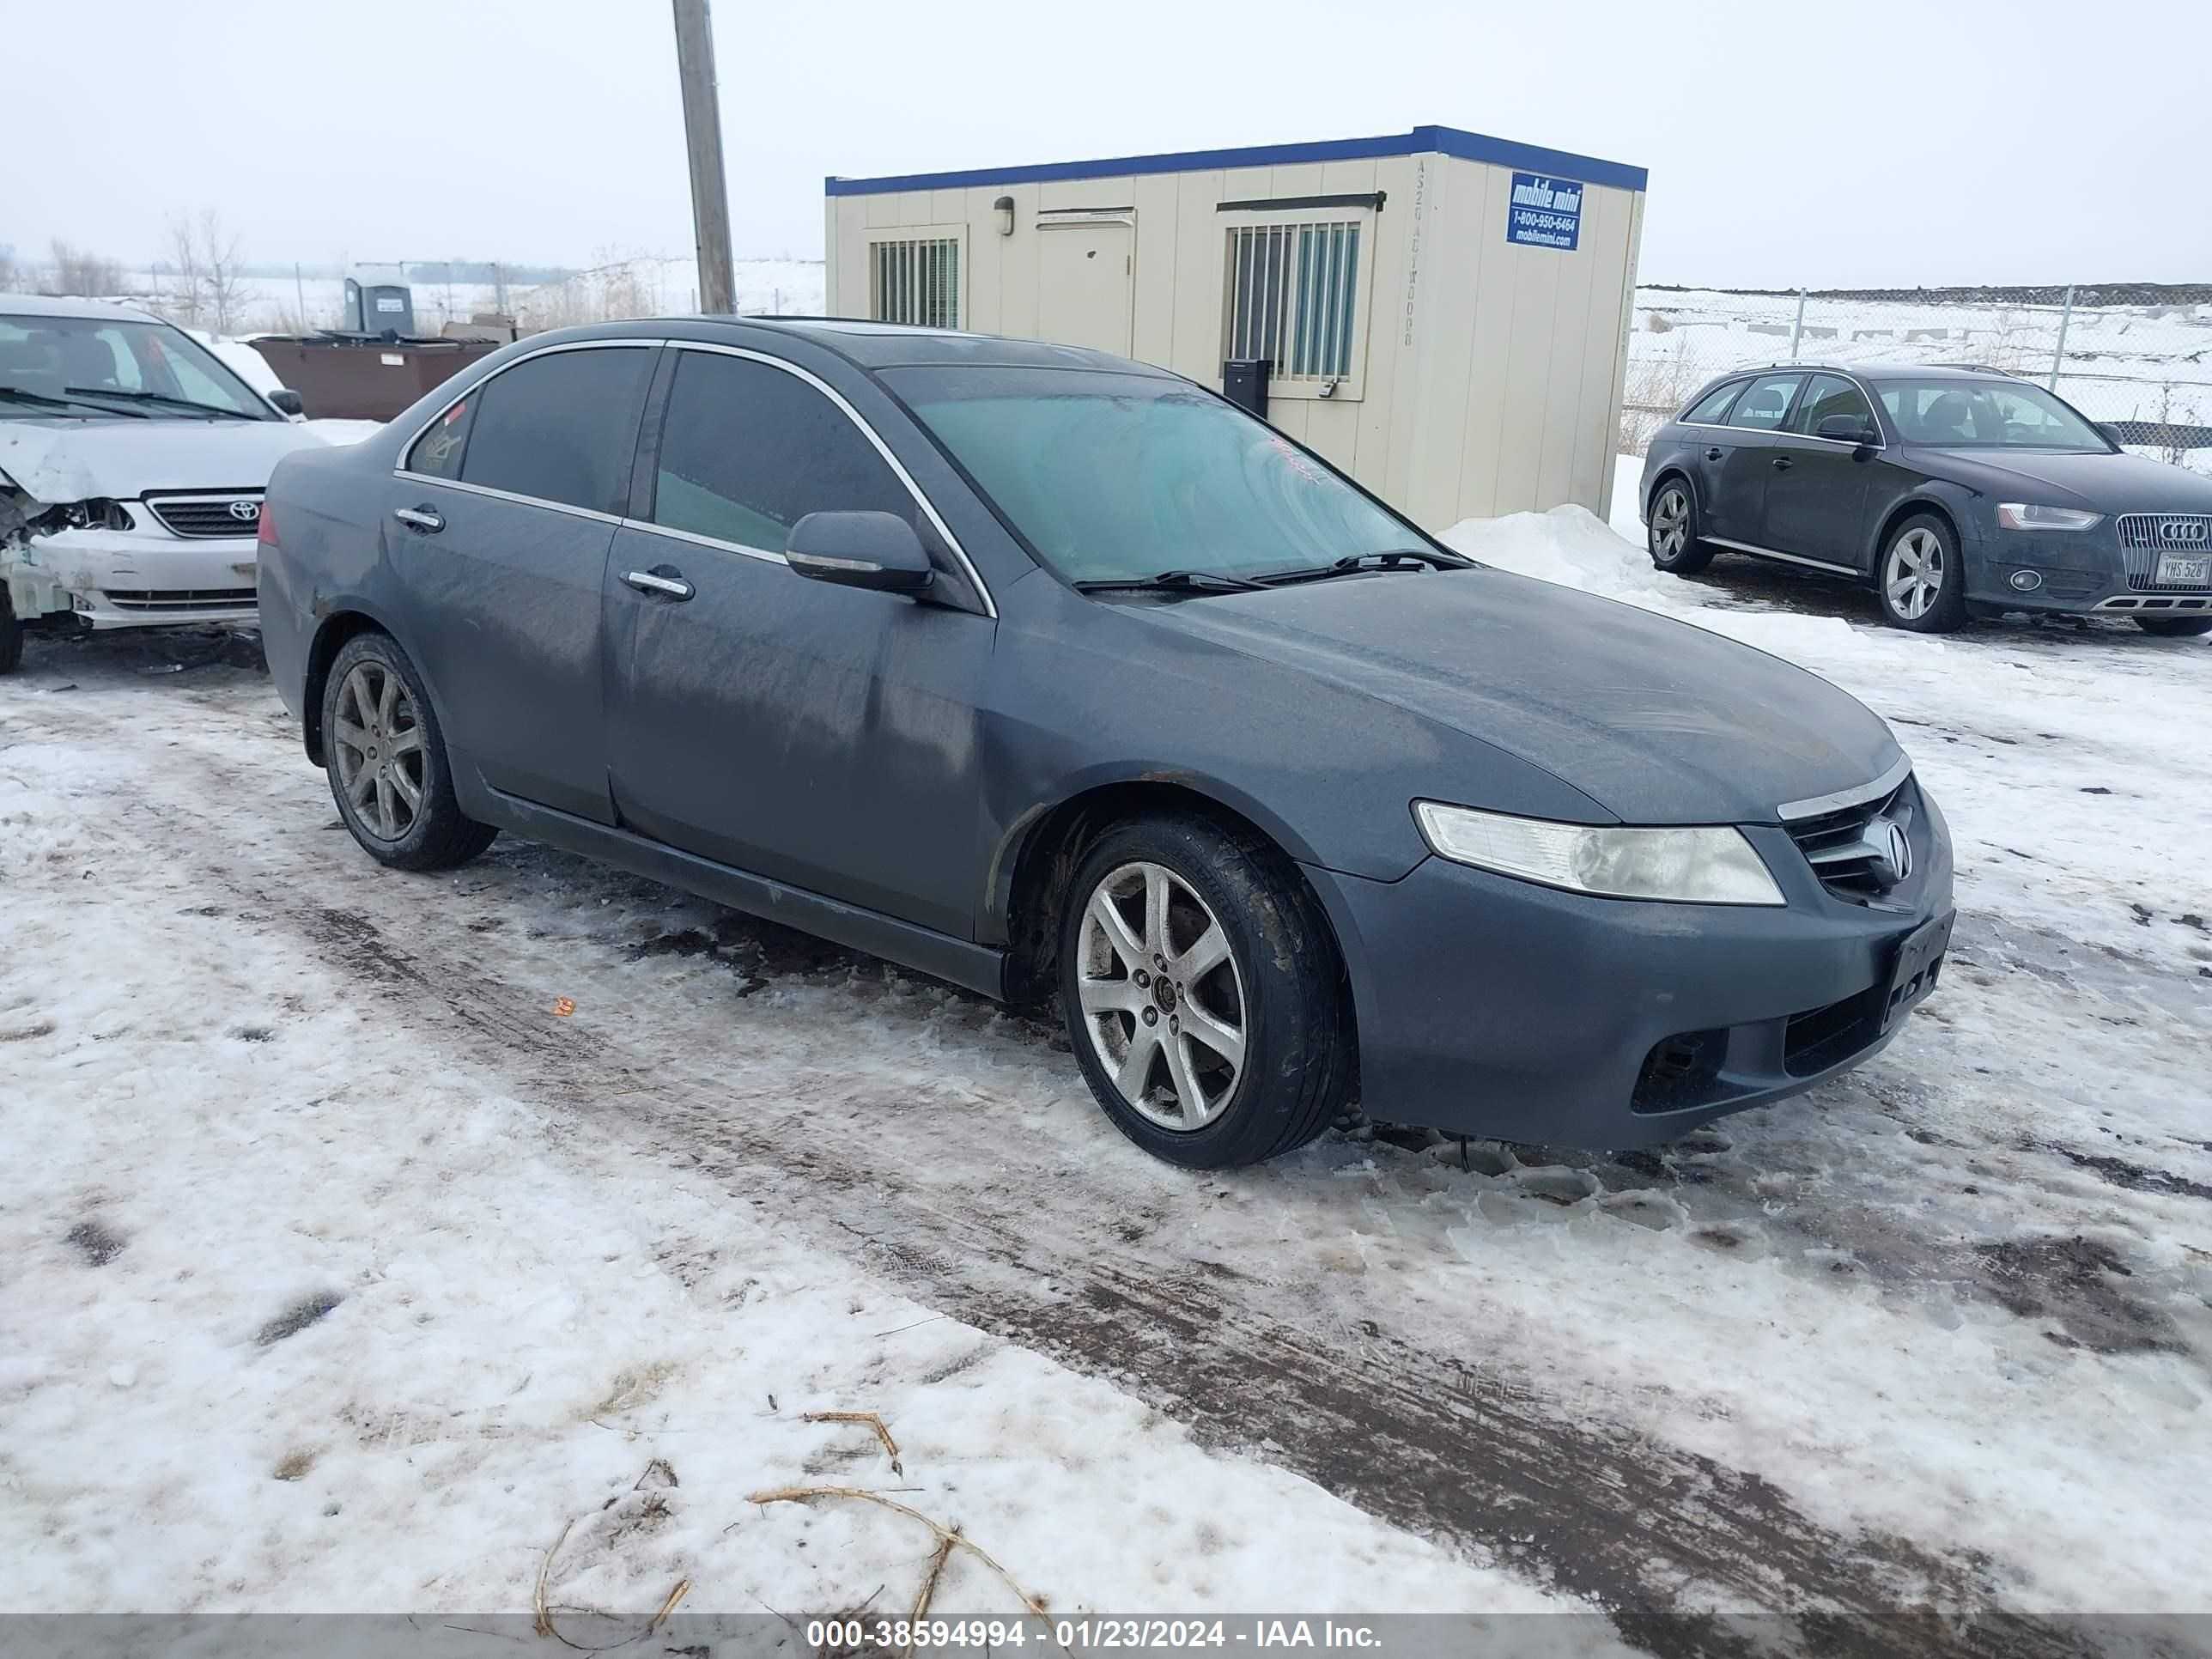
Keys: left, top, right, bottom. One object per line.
{"left": 994, "top": 195, "right": 1016, "bottom": 236}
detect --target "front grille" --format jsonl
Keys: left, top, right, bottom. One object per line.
{"left": 105, "top": 587, "right": 257, "bottom": 611}
{"left": 1784, "top": 988, "right": 1883, "bottom": 1078}
{"left": 2117, "top": 514, "right": 2212, "bottom": 590}
{"left": 144, "top": 494, "right": 263, "bottom": 538}
{"left": 1784, "top": 777, "right": 1914, "bottom": 904}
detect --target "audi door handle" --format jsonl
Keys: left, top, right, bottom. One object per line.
{"left": 1705, "top": 447, "right": 1724, "bottom": 461}
{"left": 393, "top": 505, "right": 444, "bottom": 533}
{"left": 623, "top": 568, "right": 694, "bottom": 600}
{"left": 1770, "top": 456, "right": 1793, "bottom": 471}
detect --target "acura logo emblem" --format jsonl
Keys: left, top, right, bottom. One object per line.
{"left": 1873, "top": 817, "right": 1914, "bottom": 887}
{"left": 228, "top": 499, "right": 260, "bottom": 523}
{"left": 2158, "top": 519, "right": 2209, "bottom": 544}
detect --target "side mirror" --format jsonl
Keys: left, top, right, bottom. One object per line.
{"left": 1816, "top": 413, "right": 1877, "bottom": 446}
{"left": 267, "top": 387, "right": 306, "bottom": 416}
{"left": 785, "top": 510, "right": 934, "bottom": 595}
{"left": 2097, "top": 422, "right": 2127, "bottom": 448}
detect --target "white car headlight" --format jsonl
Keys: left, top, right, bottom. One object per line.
{"left": 1413, "top": 801, "right": 1786, "bottom": 906}
{"left": 1996, "top": 502, "right": 2101, "bottom": 532}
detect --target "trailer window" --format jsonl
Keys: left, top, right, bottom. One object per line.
{"left": 1221, "top": 215, "right": 1371, "bottom": 399}
{"left": 869, "top": 234, "right": 962, "bottom": 329}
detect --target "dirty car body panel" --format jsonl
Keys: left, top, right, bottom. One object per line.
{"left": 260, "top": 318, "right": 1954, "bottom": 1152}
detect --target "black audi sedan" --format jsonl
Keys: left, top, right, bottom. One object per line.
{"left": 258, "top": 319, "right": 1953, "bottom": 1167}
{"left": 1640, "top": 362, "right": 2212, "bottom": 635}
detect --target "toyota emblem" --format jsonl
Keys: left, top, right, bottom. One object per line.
{"left": 228, "top": 498, "right": 261, "bottom": 523}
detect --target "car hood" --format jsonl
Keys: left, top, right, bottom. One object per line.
{"left": 0, "top": 416, "right": 328, "bottom": 505}
{"left": 1911, "top": 446, "right": 2212, "bottom": 513}
{"left": 1128, "top": 568, "right": 1902, "bottom": 825}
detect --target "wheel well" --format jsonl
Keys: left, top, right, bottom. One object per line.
{"left": 1869, "top": 499, "right": 1959, "bottom": 574}
{"left": 301, "top": 611, "right": 386, "bottom": 764}
{"left": 1645, "top": 466, "right": 1692, "bottom": 517}
{"left": 999, "top": 781, "right": 1358, "bottom": 1056}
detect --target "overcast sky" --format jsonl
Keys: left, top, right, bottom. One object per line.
{"left": 11, "top": 0, "right": 2209, "bottom": 287}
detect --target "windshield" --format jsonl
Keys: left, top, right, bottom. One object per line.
{"left": 887, "top": 366, "right": 1420, "bottom": 584}
{"left": 1878, "top": 379, "right": 2107, "bottom": 452}
{"left": 0, "top": 313, "right": 271, "bottom": 420}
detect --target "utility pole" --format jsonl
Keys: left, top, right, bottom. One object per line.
{"left": 672, "top": 0, "right": 735, "bottom": 314}
{"left": 2048, "top": 283, "right": 2075, "bottom": 392}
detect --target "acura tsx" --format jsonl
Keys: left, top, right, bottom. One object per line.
{"left": 258, "top": 319, "right": 1954, "bottom": 1167}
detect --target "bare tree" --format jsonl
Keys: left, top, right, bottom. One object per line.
{"left": 163, "top": 216, "right": 205, "bottom": 325}
{"left": 159, "top": 210, "right": 249, "bottom": 333}
{"left": 45, "top": 240, "right": 125, "bottom": 297}
{"left": 0, "top": 245, "right": 19, "bottom": 291}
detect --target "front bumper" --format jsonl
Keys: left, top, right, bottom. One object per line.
{"left": 1964, "top": 521, "right": 2210, "bottom": 617}
{"left": 1306, "top": 802, "right": 1954, "bottom": 1150}
{"left": 4, "top": 526, "right": 260, "bottom": 629}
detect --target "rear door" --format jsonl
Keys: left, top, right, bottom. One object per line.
{"left": 1670, "top": 376, "right": 1749, "bottom": 522}
{"left": 1758, "top": 373, "right": 1881, "bottom": 570}
{"left": 601, "top": 344, "right": 995, "bottom": 939}
{"left": 1705, "top": 370, "right": 1805, "bottom": 543}
{"left": 390, "top": 341, "right": 658, "bottom": 823}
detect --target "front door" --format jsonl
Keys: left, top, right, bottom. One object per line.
{"left": 1758, "top": 373, "right": 1879, "bottom": 570}
{"left": 602, "top": 345, "right": 994, "bottom": 940}
{"left": 389, "top": 341, "right": 658, "bottom": 823}
{"left": 1036, "top": 214, "right": 1134, "bottom": 356}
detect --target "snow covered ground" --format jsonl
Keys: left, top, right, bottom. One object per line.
{"left": 2, "top": 506, "right": 2209, "bottom": 1651}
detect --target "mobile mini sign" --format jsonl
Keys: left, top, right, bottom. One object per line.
{"left": 1506, "top": 172, "right": 1583, "bottom": 251}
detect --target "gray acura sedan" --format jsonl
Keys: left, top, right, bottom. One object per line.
{"left": 258, "top": 319, "right": 1954, "bottom": 1168}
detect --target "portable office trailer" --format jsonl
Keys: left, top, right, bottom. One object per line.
{"left": 825, "top": 125, "right": 1647, "bottom": 529}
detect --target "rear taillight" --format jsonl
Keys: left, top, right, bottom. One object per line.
{"left": 257, "top": 502, "right": 276, "bottom": 546}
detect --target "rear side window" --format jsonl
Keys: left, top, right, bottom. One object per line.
{"left": 650, "top": 351, "right": 914, "bottom": 552}
{"left": 1790, "top": 374, "right": 1875, "bottom": 437}
{"left": 1726, "top": 373, "right": 1803, "bottom": 431}
{"left": 406, "top": 394, "right": 476, "bottom": 480}
{"left": 457, "top": 346, "right": 655, "bottom": 514}
{"left": 1683, "top": 380, "right": 1744, "bottom": 424}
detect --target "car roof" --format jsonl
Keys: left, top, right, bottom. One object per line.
{"left": 1716, "top": 360, "right": 2024, "bottom": 385}
{"left": 0, "top": 291, "right": 164, "bottom": 325}
{"left": 544, "top": 314, "right": 1176, "bottom": 377}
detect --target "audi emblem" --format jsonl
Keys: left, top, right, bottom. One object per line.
{"left": 228, "top": 499, "right": 261, "bottom": 523}
{"left": 2157, "top": 518, "right": 2209, "bottom": 544}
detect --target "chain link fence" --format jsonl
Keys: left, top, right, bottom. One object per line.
{"left": 1620, "top": 283, "right": 2212, "bottom": 475}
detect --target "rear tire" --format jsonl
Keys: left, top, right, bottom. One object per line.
{"left": 0, "top": 590, "right": 22, "bottom": 676}
{"left": 322, "top": 631, "right": 496, "bottom": 872}
{"left": 1877, "top": 513, "right": 1968, "bottom": 633}
{"left": 1646, "top": 477, "right": 1714, "bottom": 574}
{"left": 2136, "top": 616, "right": 2212, "bottom": 638}
{"left": 1059, "top": 814, "right": 1352, "bottom": 1169}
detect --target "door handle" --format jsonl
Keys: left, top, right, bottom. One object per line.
{"left": 1705, "top": 447, "right": 1724, "bottom": 461}
{"left": 1770, "top": 456, "right": 1793, "bottom": 471}
{"left": 623, "top": 568, "right": 694, "bottom": 601}
{"left": 393, "top": 505, "right": 444, "bottom": 533}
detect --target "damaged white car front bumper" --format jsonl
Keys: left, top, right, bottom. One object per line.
{"left": 4, "top": 504, "right": 262, "bottom": 630}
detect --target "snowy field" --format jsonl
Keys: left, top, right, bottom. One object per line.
{"left": 2, "top": 507, "right": 2209, "bottom": 1652}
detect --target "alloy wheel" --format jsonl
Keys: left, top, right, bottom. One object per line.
{"left": 1650, "top": 486, "right": 1690, "bottom": 560}
{"left": 1885, "top": 528, "right": 1945, "bottom": 621}
{"left": 1075, "top": 860, "right": 1248, "bottom": 1132}
{"left": 331, "top": 660, "right": 427, "bottom": 842}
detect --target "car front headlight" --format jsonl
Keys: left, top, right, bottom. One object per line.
{"left": 1996, "top": 502, "right": 2102, "bottom": 532}
{"left": 1413, "top": 801, "right": 1786, "bottom": 906}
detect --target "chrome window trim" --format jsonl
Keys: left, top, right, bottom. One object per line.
{"left": 661, "top": 340, "right": 997, "bottom": 619}
{"left": 618, "top": 517, "right": 787, "bottom": 567}
{"left": 1705, "top": 536, "right": 1860, "bottom": 575}
{"left": 1672, "top": 370, "right": 1886, "bottom": 449}
{"left": 391, "top": 471, "right": 627, "bottom": 526}
{"left": 394, "top": 336, "right": 667, "bottom": 477}
{"left": 1777, "top": 753, "right": 1915, "bottom": 823}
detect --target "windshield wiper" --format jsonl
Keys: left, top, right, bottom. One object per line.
{"left": 64, "top": 386, "right": 257, "bottom": 420}
{"left": 1258, "top": 549, "right": 1462, "bottom": 586}
{"left": 1073, "top": 568, "right": 1271, "bottom": 595}
{"left": 1, "top": 384, "right": 150, "bottom": 417}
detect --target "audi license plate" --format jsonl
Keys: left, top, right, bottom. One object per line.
{"left": 2155, "top": 551, "right": 2212, "bottom": 586}
{"left": 1881, "top": 911, "right": 1954, "bottom": 1034}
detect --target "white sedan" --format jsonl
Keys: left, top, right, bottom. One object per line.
{"left": 1, "top": 293, "right": 330, "bottom": 672}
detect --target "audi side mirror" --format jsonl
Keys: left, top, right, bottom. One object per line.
{"left": 267, "top": 387, "right": 306, "bottom": 417}
{"left": 785, "top": 511, "right": 935, "bottom": 595}
{"left": 1816, "top": 414, "right": 1878, "bottom": 447}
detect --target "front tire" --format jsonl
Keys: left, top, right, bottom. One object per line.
{"left": 1646, "top": 478, "right": 1714, "bottom": 574}
{"left": 0, "top": 589, "right": 23, "bottom": 676}
{"left": 322, "top": 632, "right": 496, "bottom": 872}
{"left": 2136, "top": 615, "right": 2212, "bottom": 638}
{"left": 1877, "top": 514, "right": 1967, "bottom": 633}
{"left": 1059, "top": 815, "right": 1352, "bottom": 1169}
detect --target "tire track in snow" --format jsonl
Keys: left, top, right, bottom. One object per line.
{"left": 76, "top": 775, "right": 2089, "bottom": 1658}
